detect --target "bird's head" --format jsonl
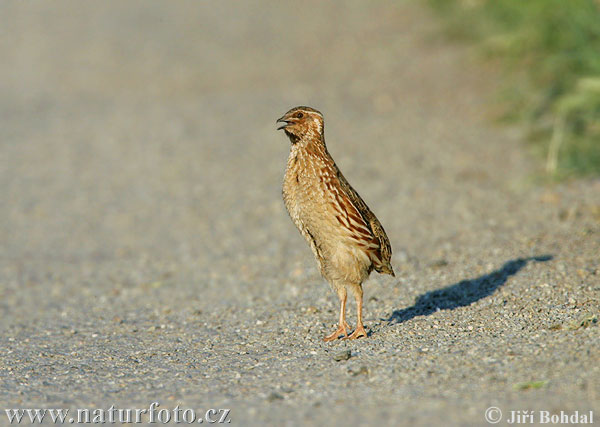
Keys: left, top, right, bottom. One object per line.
{"left": 276, "top": 106, "right": 324, "bottom": 142}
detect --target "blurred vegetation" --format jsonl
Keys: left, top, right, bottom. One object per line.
{"left": 429, "top": 0, "right": 600, "bottom": 179}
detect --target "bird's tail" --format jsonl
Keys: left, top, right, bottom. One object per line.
{"left": 375, "top": 263, "right": 395, "bottom": 277}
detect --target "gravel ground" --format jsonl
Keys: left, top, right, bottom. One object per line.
{"left": 1, "top": 1, "right": 599, "bottom": 425}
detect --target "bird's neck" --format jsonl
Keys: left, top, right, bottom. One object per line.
{"left": 284, "top": 130, "right": 300, "bottom": 144}
{"left": 289, "top": 134, "right": 330, "bottom": 163}
{"left": 288, "top": 132, "right": 325, "bottom": 148}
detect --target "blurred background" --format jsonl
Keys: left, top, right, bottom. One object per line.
{"left": 2, "top": 0, "right": 469, "bottom": 285}
{"left": 3, "top": 0, "right": 597, "bottom": 271}
{"left": 430, "top": 0, "right": 600, "bottom": 178}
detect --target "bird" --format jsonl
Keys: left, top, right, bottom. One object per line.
{"left": 277, "top": 106, "right": 394, "bottom": 341}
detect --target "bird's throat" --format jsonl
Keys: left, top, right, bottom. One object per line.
{"left": 284, "top": 130, "right": 301, "bottom": 145}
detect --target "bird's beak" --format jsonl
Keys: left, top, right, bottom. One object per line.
{"left": 276, "top": 116, "right": 290, "bottom": 131}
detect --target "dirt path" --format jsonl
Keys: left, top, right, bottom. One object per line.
{"left": 1, "top": 1, "right": 598, "bottom": 425}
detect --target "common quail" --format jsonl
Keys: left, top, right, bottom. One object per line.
{"left": 277, "top": 106, "right": 394, "bottom": 341}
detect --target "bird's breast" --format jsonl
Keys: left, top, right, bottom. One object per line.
{"left": 283, "top": 149, "right": 347, "bottom": 241}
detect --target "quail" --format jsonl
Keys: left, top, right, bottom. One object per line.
{"left": 277, "top": 106, "right": 394, "bottom": 341}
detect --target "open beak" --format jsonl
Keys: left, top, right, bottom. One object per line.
{"left": 276, "top": 116, "right": 290, "bottom": 131}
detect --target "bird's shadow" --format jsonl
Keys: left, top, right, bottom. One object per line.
{"left": 387, "top": 255, "right": 553, "bottom": 324}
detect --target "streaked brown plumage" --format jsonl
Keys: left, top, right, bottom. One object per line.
{"left": 277, "top": 106, "right": 394, "bottom": 341}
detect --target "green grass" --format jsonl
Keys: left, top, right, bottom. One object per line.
{"left": 428, "top": 0, "right": 600, "bottom": 179}
{"left": 513, "top": 380, "right": 548, "bottom": 391}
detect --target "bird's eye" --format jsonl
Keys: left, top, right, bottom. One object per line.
{"left": 296, "top": 112, "right": 304, "bottom": 119}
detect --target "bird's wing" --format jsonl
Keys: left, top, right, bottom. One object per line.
{"left": 330, "top": 167, "right": 394, "bottom": 276}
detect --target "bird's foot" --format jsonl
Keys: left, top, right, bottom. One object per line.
{"left": 323, "top": 324, "right": 349, "bottom": 342}
{"left": 344, "top": 324, "right": 367, "bottom": 340}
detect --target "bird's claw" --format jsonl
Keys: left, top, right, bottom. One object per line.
{"left": 323, "top": 325, "right": 349, "bottom": 342}
{"left": 344, "top": 325, "right": 367, "bottom": 340}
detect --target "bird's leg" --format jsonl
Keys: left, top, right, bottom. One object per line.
{"left": 323, "top": 287, "right": 349, "bottom": 342}
{"left": 346, "top": 284, "right": 367, "bottom": 340}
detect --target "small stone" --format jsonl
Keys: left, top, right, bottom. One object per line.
{"left": 570, "top": 314, "right": 597, "bottom": 330}
{"left": 349, "top": 365, "right": 369, "bottom": 376}
{"left": 267, "top": 392, "right": 284, "bottom": 402}
{"left": 430, "top": 259, "right": 449, "bottom": 268}
{"left": 334, "top": 350, "right": 352, "bottom": 361}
